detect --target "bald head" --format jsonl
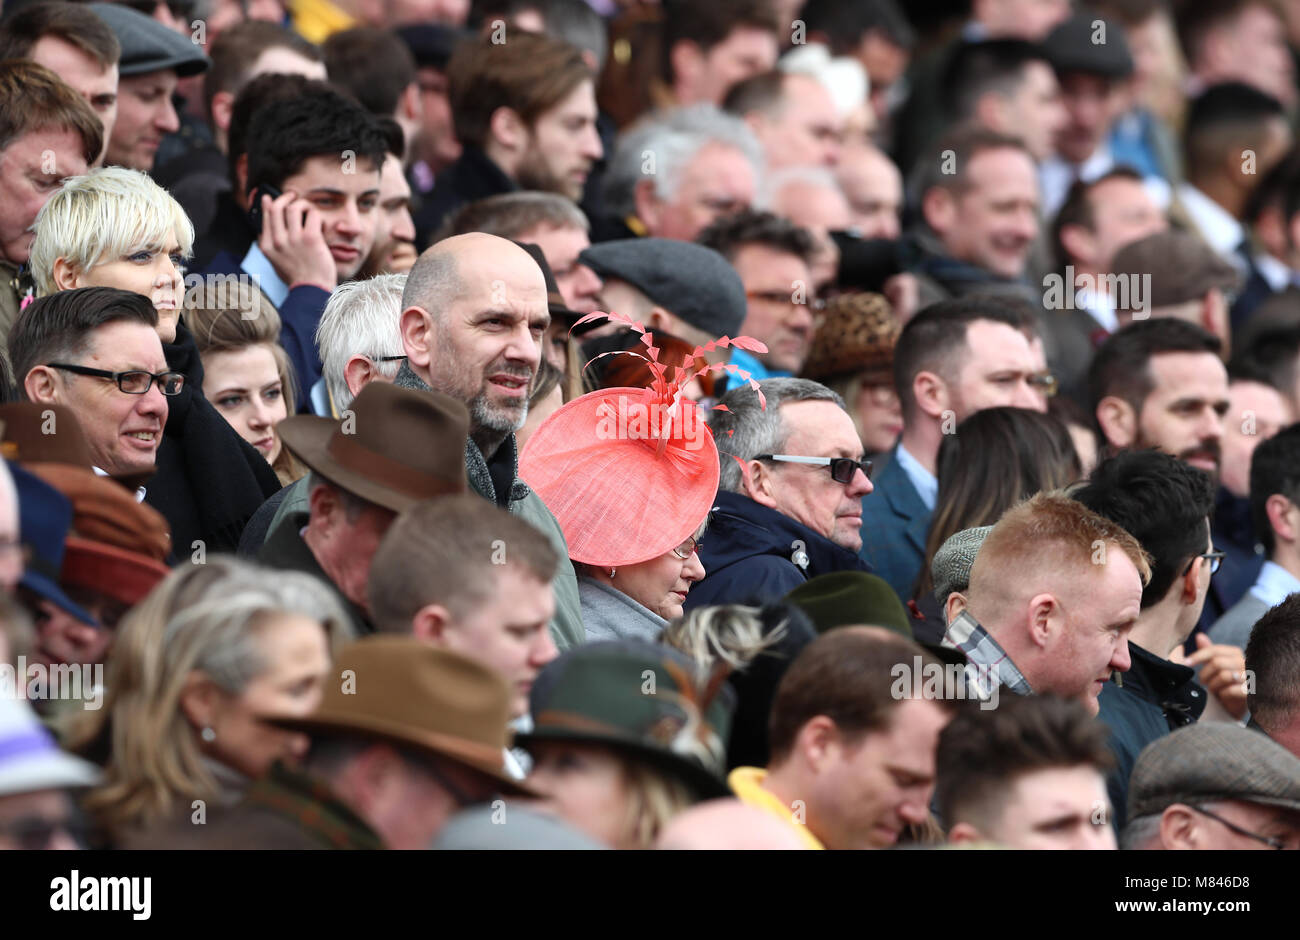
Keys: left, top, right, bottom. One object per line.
{"left": 399, "top": 232, "right": 549, "bottom": 453}
{"left": 653, "top": 799, "right": 810, "bottom": 850}
{"left": 837, "top": 142, "right": 903, "bottom": 240}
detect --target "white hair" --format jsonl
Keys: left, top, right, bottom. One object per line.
{"left": 29, "top": 166, "right": 195, "bottom": 297}
{"left": 315, "top": 274, "right": 407, "bottom": 412}
{"left": 603, "top": 104, "right": 765, "bottom": 220}
{"left": 757, "top": 165, "right": 846, "bottom": 212}
{"left": 779, "top": 43, "right": 868, "bottom": 120}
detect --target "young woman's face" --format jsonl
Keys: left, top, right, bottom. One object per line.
{"left": 202, "top": 613, "right": 331, "bottom": 780}
{"left": 72, "top": 236, "right": 186, "bottom": 343}
{"left": 201, "top": 344, "right": 287, "bottom": 465}
{"left": 526, "top": 741, "right": 632, "bottom": 848}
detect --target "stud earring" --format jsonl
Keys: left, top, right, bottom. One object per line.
{"left": 609, "top": 568, "right": 616, "bottom": 578}
{"left": 200, "top": 727, "right": 216, "bottom": 743}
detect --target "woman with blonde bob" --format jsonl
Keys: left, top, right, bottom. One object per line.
{"left": 28, "top": 166, "right": 282, "bottom": 552}
{"left": 186, "top": 299, "right": 307, "bottom": 486}
{"left": 64, "top": 557, "right": 354, "bottom": 845}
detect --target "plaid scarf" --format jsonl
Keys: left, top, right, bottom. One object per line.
{"left": 942, "top": 610, "right": 1034, "bottom": 701}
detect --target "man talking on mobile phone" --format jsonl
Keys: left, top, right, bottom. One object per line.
{"left": 201, "top": 83, "right": 387, "bottom": 412}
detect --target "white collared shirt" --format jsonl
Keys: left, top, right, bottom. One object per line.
{"left": 93, "top": 465, "right": 145, "bottom": 502}
{"left": 1177, "top": 183, "right": 1248, "bottom": 273}
{"left": 240, "top": 242, "right": 290, "bottom": 308}
{"left": 1248, "top": 560, "right": 1300, "bottom": 609}
{"left": 894, "top": 443, "right": 937, "bottom": 511}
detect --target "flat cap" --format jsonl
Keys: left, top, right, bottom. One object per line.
{"left": 1110, "top": 229, "right": 1241, "bottom": 313}
{"left": 1128, "top": 723, "right": 1300, "bottom": 821}
{"left": 784, "top": 571, "right": 912, "bottom": 638}
{"left": 579, "top": 238, "right": 746, "bottom": 339}
{"left": 932, "top": 525, "right": 993, "bottom": 602}
{"left": 90, "top": 3, "right": 209, "bottom": 77}
{"left": 1043, "top": 12, "right": 1133, "bottom": 79}
{"left": 396, "top": 24, "right": 467, "bottom": 71}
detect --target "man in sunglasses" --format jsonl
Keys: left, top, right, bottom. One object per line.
{"left": 686, "top": 377, "right": 875, "bottom": 611}
{"left": 9, "top": 288, "right": 173, "bottom": 486}
{"left": 1123, "top": 722, "right": 1300, "bottom": 850}
{"left": 1071, "top": 449, "right": 1244, "bottom": 831}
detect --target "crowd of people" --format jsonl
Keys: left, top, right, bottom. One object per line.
{"left": 1, "top": 0, "right": 1300, "bottom": 852}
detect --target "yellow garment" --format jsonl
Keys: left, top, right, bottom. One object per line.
{"left": 727, "top": 766, "right": 825, "bottom": 849}
{"left": 290, "top": 0, "right": 355, "bottom": 44}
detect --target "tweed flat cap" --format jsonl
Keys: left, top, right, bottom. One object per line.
{"left": 90, "top": 3, "right": 209, "bottom": 77}
{"left": 1043, "top": 12, "right": 1133, "bottom": 79}
{"left": 1128, "top": 723, "right": 1300, "bottom": 821}
{"left": 932, "top": 525, "right": 993, "bottom": 602}
{"left": 1110, "top": 230, "right": 1241, "bottom": 313}
{"left": 579, "top": 238, "right": 746, "bottom": 339}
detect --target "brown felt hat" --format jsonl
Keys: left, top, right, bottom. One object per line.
{"left": 801, "top": 292, "right": 897, "bottom": 383}
{"left": 277, "top": 382, "right": 469, "bottom": 513}
{"left": 1110, "top": 230, "right": 1241, "bottom": 313}
{"left": 0, "top": 403, "right": 95, "bottom": 468}
{"left": 271, "top": 636, "right": 535, "bottom": 795}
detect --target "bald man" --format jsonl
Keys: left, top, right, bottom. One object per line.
{"left": 837, "top": 141, "right": 903, "bottom": 240}
{"left": 654, "top": 799, "right": 810, "bottom": 850}
{"left": 393, "top": 233, "right": 585, "bottom": 651}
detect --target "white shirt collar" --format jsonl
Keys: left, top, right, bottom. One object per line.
{"left": 1176, "top": 183, "right": 1246, "bottom": 263}
{"left": 93, "top": 465, "right": 146, "bottom": 502}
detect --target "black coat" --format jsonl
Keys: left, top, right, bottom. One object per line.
{"left": 413, "top": 145, "right": 518, "bottom": 250}
{"left": 145, "top": 322, "right": 282, "bottom": 558}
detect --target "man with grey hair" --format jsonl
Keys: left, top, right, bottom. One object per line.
{"left": 312, "top": 274, "right": 408, "bottom": 417}
{"left": 761, "top": 166, "right": 852, "bottom": 299}
{"left": 598, "top": 104, "right": 764, "bottom": 242}
{"left": 393, "top": 232, "right": 585, "bottom": 651}
{"left": 685, "top": 377, "right": 874, "bottom": 610}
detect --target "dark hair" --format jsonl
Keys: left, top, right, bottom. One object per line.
{"left": 204, "top": 20, "right": 321, "bottom": 122}
{"left": 447, "top": 32, "right": 592, "bottom": 151}
{"left": 1183, "top": 81, "right": 1287, "bottom": 184}
{"left": 506, "top": 0, "right": 610, "bottom": 70}
{"left": 1051, "top": 165, "right": 1146, "bottom": 271}
{"left": 0, "top": 1, "right": 120, "bottom": 66}
{"left": 1227, "top": 351, "right": 1286, "bottom": 391}
{"left": 1177, "top": 0, "right": 1277, "bottom": 64}
{"left": 721, "top": 69, "right": 786, "bottom": 117}
{"left": 1071, "top": 449, "right": 1215, "bottom": 608}
{"left": 323, "top": 27, "right": 417, "bottom": 119}
{"left": 1087, "top": 319, "right": 1222, "bottom": 416}
{"left": 227, "top": 73, "right": 331, "bottom": 191}
{"left": 375, "top": 116, "right": 405, "bottom": 161}
{"left": 935, "top": 694, "right": 1113, "bottom": 833}
{"left": 695, "top": 208, "right": 816, "bottom": 266}
{"left": 891, "top": 296, "right": 1029, "bottom": 420}
{"left": 767, "top": 626, "right": 953, "bottom": 766}
{"left": 661, "top": 0, "right": 781, "bottom": 86}
{"left": 1245, "top": 592, "right": 1300, "bottom": 733}
{"left": 245, "top": 86, "right": 387, "bottom": 196}
{"left": 1243, "top": 146, "right": 1300, "bottom": 227}
{"left": 942, "top": 39, "right": 1052, "bottom": 123}
{"left": 918, "top": 407, "right": 1081, "bottom": 599}
{"left": 9, "top": 287, "right": 158, "bottom": 395}
{"left": 1249, "top": 423, "right": 1300, "bottom": 556}
{"left": 1236, "top": 326, "right": 1300, "bottom": 404}
{"left": 1089, "top": 0, "right": 1163, "bottom": 27}
{"left": 798, "top": 0, "right": 915, "bottom": 55}
{"left": 913, "top": 125, "right": 1032, "bottom": 204}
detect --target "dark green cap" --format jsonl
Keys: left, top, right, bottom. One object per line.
{"left": 785, "top": 571, "right": 912, "bottom": 638}
{"left": 517, "top": 639, "right": 735, "bottom": 799}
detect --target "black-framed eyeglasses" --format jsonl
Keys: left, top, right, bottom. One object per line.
{"left": 1187, "top": 804, "right": 1289, "bottom": 850}
{"left": 1184, "top": 549, "right": 1226, "bottom": 577}
{"left": 373, "top": 355, "right": 407, "bottom": 363}
{"left": 46, "top": 363, "right": 184, "bottom": 396}
{"left": 671, "top": 536, "right": 703, "bottom": 560}
{"left": 754, "top": 454, "right": 874, "bottom": 484}
{"left": 1029, "top": 372, "right": 1059, "bottom": 398}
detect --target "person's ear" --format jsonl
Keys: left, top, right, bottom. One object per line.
{"left": 912, "top": 370, "right": 949, "bottom": 420}
{"left": 944, "top": 590, "right": 967, "bottom": 625}
{"left": 24, "top": 366, "right": 60, "bottom": 404}
{"left": 1159, "top": 804, "right": 1201, "bottom": 850}
{"left": 922, "top": 187, "right": 956, "bottom": 238}
{"left": 1266, "top": 493, "right": 1298, "bottom": 546}
{"left": 211, "top": 89, "right": 236, "bottom": 134}
{"left": 307, "top": 482, "right": 341, "bottom": 530}
{"left": 973, "top": 91, "right": 1008, "bottom": 135}
{"left": 669, "top": 40, "right": 703, "bottom": 95}
{"left": 343, "top": 355, "right": 377, "bottom": 399}
{"left": 177, "top": 670, "right": 225, "bottom": 735}
{"left": 796, "top": 715, "right": 838, "bottom": 772}
{"left": 488, "top": 105, "right": 526, "bottom": 155}
{"left": 51, "top": 257, "right": 83, "bottom": 291}
{"left": 947, "top": 820, "right": 986, "bottom": 845}
{"left": 1027, "top": 592, "right": 1058, "bottom": 649}
{"left": 633, "top": 178, "right": 660, "bottom": 232}
{"left": 1181, "top": 557, "right": 1202, "bottom": 604}
{"left": 399, "top": 306, "right": 434, "bottom": 370}
{"left": 410, "top": 603, "right": 451, "bottom": 644}
{"left": 234, "top": 152, "right": 250, "bottom": 207}
{"left": 741, "top": 458, "right": 779, "bottom": 509}
{"left": 1058, "top": 223, "right": 1098, "bottom": 269}
{"left": 1095, "top": 395, "right": 1137, "bottom": 450}
{"left": 646, "top": 306, "right": 674, "bottom": 333}
{"left": 400, "top": 82, "right": 422, "bottom": 124}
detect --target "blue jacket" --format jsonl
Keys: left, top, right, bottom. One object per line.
{"left": 202, "top": 251, "right": 331, "bottom": 413}
{"left": 1196, "top": 487, "right": 1265, "bottom": 644}
{"left": 858, "top": 447, "right": 931, "bottom": 602}
{"left": 685, "top": 490, "right": 872, "bottom": 611}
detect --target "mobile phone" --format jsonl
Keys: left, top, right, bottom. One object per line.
{"left": 246, "top": 184, "right": 283, "bottom": 235}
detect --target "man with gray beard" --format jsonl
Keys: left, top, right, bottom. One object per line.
{"left": 394, "top": 233, "right": 585, "bottom": 651}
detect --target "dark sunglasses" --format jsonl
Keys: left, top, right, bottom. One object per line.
{"left": 754, "top": 454, "right": 874, "bottom": 484}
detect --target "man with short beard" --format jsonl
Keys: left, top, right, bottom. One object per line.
{"left": 413, "top": 32, "right": 602, "bottom": 247}
{"left": 393, "top": 233, "right": 585, "bottom": 651}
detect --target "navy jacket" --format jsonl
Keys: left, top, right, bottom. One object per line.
{"left": 858, "top": 446, "right": 931, "bottom": 602}
{"left": 1197, "top": 487, "right": 1265, "bottom": 643}
{"left": 202, "top": 250, "right": 331, "bottom": 413}
{"left": 413, "top": 145, "right": 517, "bottom": 250}
{"left": 685, "top": 490, "right": 872, "bottom": 611}
{"left": 1098, "top": 642, "right": 1206, "bottom": 830}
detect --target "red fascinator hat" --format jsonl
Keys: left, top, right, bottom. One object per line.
{"left": 520, "top": 312, "right": 768, "bottom": 568}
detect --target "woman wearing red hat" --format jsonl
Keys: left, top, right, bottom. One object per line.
{"left": 520, "top": 318, "right": 766, "bottom": 641}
